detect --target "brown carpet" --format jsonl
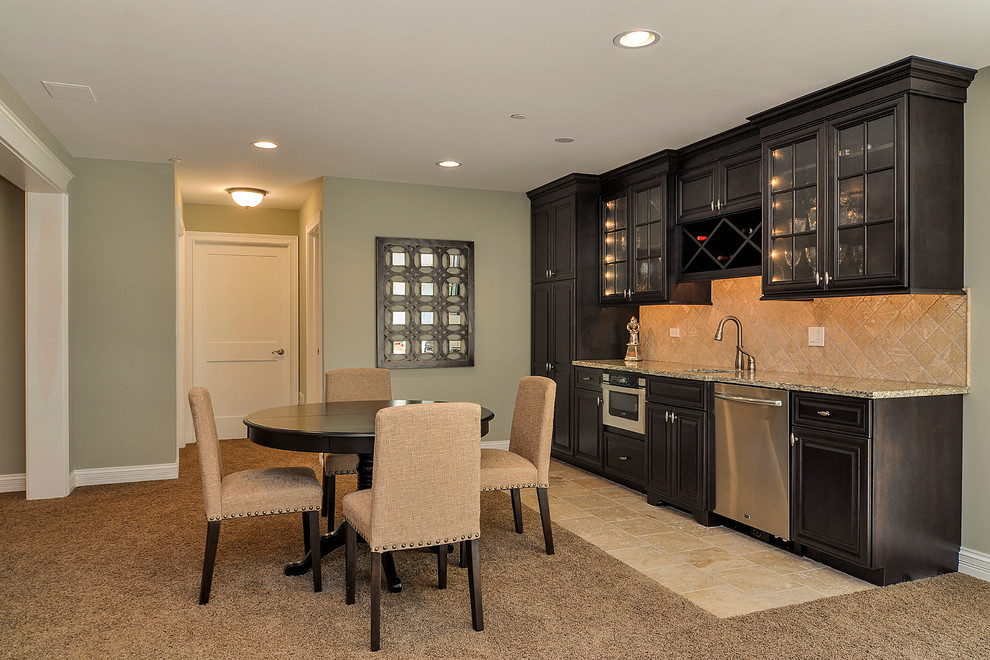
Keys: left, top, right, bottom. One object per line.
{"left": 2, "top": 440, "right": 988, "bottom": 659}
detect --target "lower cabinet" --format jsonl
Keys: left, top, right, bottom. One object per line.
{"left": 603, "top": 430, "right": 647, "bottom": 488}
{"left": 789, "top": 392, "right": 963, "bottom": 585}
{"left": 573, "top": 385, "right": 603, "bottom": 468}
{"left": 645, "top": 377, "right": 712, "bottom": 524}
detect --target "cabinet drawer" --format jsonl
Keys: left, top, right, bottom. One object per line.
{"left": 647, "top": 377, "right": 707, "bottom": 410}
{"left": 574, "top": 367, "right": 603, "bottom": 392}
{"left": 604, "top": 432, "right": 646, "bottom": 484}
{"left": 792, "top": 392, "right": 871, "bottom": 435}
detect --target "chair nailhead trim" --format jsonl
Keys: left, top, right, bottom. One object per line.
{"left": 218, "top": 504, "right": 320, "bottom": 521}
{"left": 370, "top": 532, "right": 479, "bottom": 553}
{"left": 481, "top": 482, "right": 547, "bottom": 491}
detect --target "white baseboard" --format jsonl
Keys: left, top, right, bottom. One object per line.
{"left": 70, "top": 462, "right": 179, "bottom": 490}
{"left": 958, "top": 547, "right": 990, "bottom": 582}
{"left": 481, "top": 439, "right": 510, "bottom": 451}
{"left": 0, "top": 473, "right": 26, "bottom": 492}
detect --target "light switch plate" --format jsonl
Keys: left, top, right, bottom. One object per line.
{"left": 808, "top": 326, "right": 825, "bottom": 347}
{"left": 669, "top": 328, "right": 680, "bottom": 338}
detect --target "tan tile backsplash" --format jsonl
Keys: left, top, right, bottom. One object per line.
{"left": 638, "top": 277, "right": 968, "bottom": 386}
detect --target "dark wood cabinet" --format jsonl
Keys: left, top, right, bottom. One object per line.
{"left": 532, "top": 197, "right": 576, "bottom": 283}
{"left": 676, "top": 149, "right": 761, "bottom": 223}
{"left": 789, "top": 391, "right": 963, "bottom": 585}
{"left": 600, "top": 151, "right": 711, "bottom": 305}
{"left": 646, "top": 377, "right": 712, "bottom": 523}
{"left": 753, "top": 56, "right": 975, "bottom": 298}
{"left": 573, "top": 371, "right": 603, "bottom": 468}
{"left": 528, "top": 175, "right": 636, "bottom": 464}
{"left": 603, "top": 429, "right": 647, "bottom": 487}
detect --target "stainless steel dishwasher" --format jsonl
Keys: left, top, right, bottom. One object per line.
{"left": 713, "top": 382, "right": 790, "bottom": 540}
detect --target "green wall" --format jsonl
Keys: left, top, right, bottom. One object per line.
{"left": 183, "top": 203, "right": 299, "bottom": 235}
{"left": 963, "top": 66, "right": 990, "bottom": 557}
{"left": 0, "top": 174, "right": 25, "bottom": 475}
{"left": 68, "top": 158, "right": 176, "bottom": 469}
{"left": 321, "top": 177, "right": 530, "bottom": 442}
{"left": 297, "top": 184, "right": 324, "bottom": 402}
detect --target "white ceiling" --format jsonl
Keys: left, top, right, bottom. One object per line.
{"left": 1, "top": 1, "right": 989, "bottom": 209}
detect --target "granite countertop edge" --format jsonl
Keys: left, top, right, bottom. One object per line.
{"left": 572, "top": 359, "right": 969, "bottom": 399}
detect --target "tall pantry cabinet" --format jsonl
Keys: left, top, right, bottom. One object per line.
{"left": 528, "top": 174, "right": 636, "bottom": 460}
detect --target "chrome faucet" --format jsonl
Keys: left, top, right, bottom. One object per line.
{"left": 714, "top": 316, "right": 756, "bottom": 372}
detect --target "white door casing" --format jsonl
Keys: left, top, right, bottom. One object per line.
{"left": 305, "top": 213, "right": 324, "bottom": 403}
{"left": 186, "top": 232, "right": 298, "bottom": 439}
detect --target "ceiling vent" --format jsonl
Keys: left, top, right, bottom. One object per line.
{"left": 41, "top": 81, "right": 97, "bottom": 103}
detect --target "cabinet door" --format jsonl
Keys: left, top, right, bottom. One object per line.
{"left": 549, "top": 199, "right": 576, "bottom": 280}
{"left": 573, "top": 387, "right": 602, "bottom": 467}
{"left": 604, "top": 431, "right": 647, "bottom": 486}
{"left": 530, "top": 282, "right": 550, "bottom": 375}
{"left": 647, "top": 404, "right": 673, "bottom": 499}
{"left": 677, "top": 164, "right": 717, "bottom": 223}
{"left": 719, "top": 149, "right": 762, "bottom": 214}
{"left": 629, "top": 181, "right": 668, "bottom": 301}
{"left": 791, "top": 429, "right": 871, "bottom": 566}
{"left": 532, "top": 204, "right": 551, "bottom": 283}
{"left": 763, "top": 127, "right": 827, "bottom": 296}
{"left": 601, "top": 191, "right": 630, "bottom": 302}
{"left": 826, "top": 102, "right": 905, "bottom": 290}
{"left": 548, "top": 281, "right": 574, "bottom": 454}
{"left": 671, "top": 408, "right": 708, "bottom": 510}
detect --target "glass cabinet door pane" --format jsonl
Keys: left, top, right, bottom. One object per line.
{"left": 614, "top": 261, "right": 626, "bottom": 294}
{"left": 772, "top": 145, "right": 793, "bottom": 190}
{"left": 649, "top": 223, "right": 663, "bottom": 255}
{"left": 648, "top": 186, "right": 664, "bottom": 222}
{"left": 837, "top": 227, "right": 865, "bottom": 277}
{"left": 867, "top": 115, "right": 895, "bottom": 171}
{"left": 772, "top": 192, "right": 792, "bottom": 236}
{"left": 604, "top": 265, "right": 616, "bottom": 296}
{"left": 772, "top": 237, "right": 792, "bottom": 282}
{"left": 838, "top": 124, "right": 865, "bottom": 178}
{"left": 867, "top": 169, "right": 894, "bottom": 221}
{"left": 793, "top": 234, "right": 817, "bottom": 281}
{"left": 635, "top": 226, "right": 648, "bottom": 259}
{"left": 614, "top": 197, "right": 627, "bottom": 230}
{"left": 794, "top": 138, "right": 817, "bottom": 187}
{"left": 637, "top": 260, "right": 649, "bottom": 292}
{"left": 794, "top": 188, "right": 817, "bottom": 233}
{"left": 867, "top": 222, "right": 895, "bottom": 275}
{"left": 838, "top": 176, "right": 865, "bottom": 226}
{"left": 635, "top": 190, "right": 649, "bottom": 226}
{"left": 616, "top": 230, "right": 627, "bottom": 261}
{"left": 649, "top": 258, "right": 662, "bottom": 291}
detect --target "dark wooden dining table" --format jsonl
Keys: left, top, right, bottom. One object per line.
{"left": 244, "top": 399, "right": 495, "bottom": 592}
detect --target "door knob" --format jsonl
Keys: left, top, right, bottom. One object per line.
{"left": 272, "top": 348, "right": 285, "bottom": 355}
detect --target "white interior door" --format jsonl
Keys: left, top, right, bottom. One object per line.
{"left": 189, "top": 233, "right": 298, "bottom": 439}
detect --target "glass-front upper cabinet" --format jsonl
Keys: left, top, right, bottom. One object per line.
{"left": 828, "top": 104, "right": 903, "bottom": 290}
{"left": 601, "top": 181, "right": 667, "bottom": 303}
{"left": 763, "top": 128, "right": 825, "bottom": 295}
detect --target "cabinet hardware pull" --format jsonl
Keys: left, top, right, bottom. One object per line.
{"left": 664, "top": 411, "right": 670, "bottom": 423}
{"left": 618, "top": 456, "right": 629, "bottom": 461}
{"left": 790, "top": 433, "right": 796, "bottom": 446}
{"left": 549, "top": 269, "right": 553, "bottom": 277}
{"left": 817, "top": 410, "right": 831, "bottom": 416}
{"left": 824, "top": 272, "right": 831, "bottom": 286}
{"left": 671, "top": 413, "right": 677, "bottom": 422}
{"left": 582, "top": 376, "right": 591, "bottom": 381}
{"left": 597, "top": 396, "right": 601, "bottom": 406}
{"left": 815, "top": 272, "right": 821, "bottom": 285}
{"left": 710, "top": 200, "right": 715, "bottom": 212}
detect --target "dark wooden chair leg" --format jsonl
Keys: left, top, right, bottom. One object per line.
{"left": 303, "top": 513, "right": 312, "bottom": 554}
{"left": 466, "top": 538, "right": 484, "bottom": 631}
{"left": 370, "top": 551, "right": 382, "bottom": 651}
{"left": 537, "top": 487, "right": 555, "bottom": 555}
{"left": 437, "top": 543, "right": 447, "bottom": 589}
{"left": 345, "top": 523, "right": 356, "bottom": 605}
{"left": 199, "top": 520, "right": 221, "bottom": 605}
{"left": 305, "top": 511, "right": 322, "bottom": 592}
{"left": 459, "top": 540, "right": 467, "bottom": 568}
{"left": 322, "top": 473, "right": 337, "bottom": 528}
{"left": 510, "top": 488, "right": 523, "bottom": 534}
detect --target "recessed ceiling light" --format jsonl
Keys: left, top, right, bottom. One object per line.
{"left": 252, "top": 141, "right": 278, "bottom": 149}
{"left": 437, "top": 160, "right": 461, "bottom": 168}
{"left": 510, "top": 114, "right": 527, "bottom": 120}
{"left": 555, "top": 137, "right": 575, "bottom": 143}
{"left": 613, "top": 30, "right": 661, "bottom": 48}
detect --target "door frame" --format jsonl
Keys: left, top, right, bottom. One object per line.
{"left": 179, "top": 231, "right": 299, "bottom": 446}
{"left": 304, "top": 213, "right": 324, "bottom": 403}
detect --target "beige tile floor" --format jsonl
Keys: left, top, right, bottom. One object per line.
{"left": 516, "top": 459, "right": 874, "bottom": 618}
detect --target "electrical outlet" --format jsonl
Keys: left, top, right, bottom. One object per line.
{"left": 669, "top": 327, "right": 680, "bottom": 338}
{"left": 808, "top": 326, "right": 825, "bottom": 347}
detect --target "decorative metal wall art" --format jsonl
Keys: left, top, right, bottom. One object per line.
{"left": 376, "top": 237, "right": 474, "bottom": 368}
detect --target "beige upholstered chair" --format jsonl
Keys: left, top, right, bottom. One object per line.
{"left": 188, "top": 386, "right": 322, "bottom": 604}
{"left": 343, "top": 402, "right": 483, "bottom": 652}
{"left": 480, "top": 376, "right": 556, "bottom": 555}
{"left": 322, "top": 368, "right": 392, "bottom": 527}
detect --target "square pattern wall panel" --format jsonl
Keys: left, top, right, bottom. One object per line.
{"left": 376, "top": 237, "right": 474, "bottom": 368}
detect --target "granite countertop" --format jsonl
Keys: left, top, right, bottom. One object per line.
{"left": 572, "top": 359, "right": 969, "bottom": 399}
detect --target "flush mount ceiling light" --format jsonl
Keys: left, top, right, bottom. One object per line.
{"left": 252, "top": 141, "right": 278, "bottom": 149}
{"left": 226, "top": 187, "right": 268, "bottom": 208}
{"left": 436, "top": 160, "right": 461, "bottom": 168}
{"left": 613, "top": 29, "right": 661, "bottom": 48}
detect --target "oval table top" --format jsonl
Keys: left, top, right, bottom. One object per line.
{"left": 244, "top": 400, "right": 495, "bottom": 455}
